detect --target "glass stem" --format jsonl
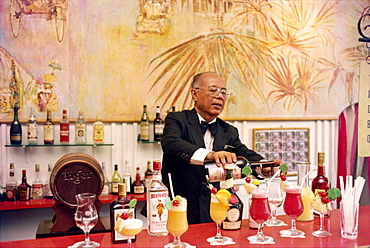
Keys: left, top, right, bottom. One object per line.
{"left": 319, "top": 214, "right": 325, "bottom": 231}
{"left": 216, "top": 223, "right": 222, "bottom": 238}
{"left": 257, "top": 223, "right": 264, "bottom": 236}
{"left": 173, "top": 236, "right": 182, "bottom": 245}
{"left": 84, "top": 230, "right": 90, "bottom": 244}
{"left": 271, "top": 209, "right": 277, "bottom": 219}
{"left": 127, "top": 237, "right": 132, "bottom": 247}
{"left": 291, "top": 219, "right": 297, "bottom": 231}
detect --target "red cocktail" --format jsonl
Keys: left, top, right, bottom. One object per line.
{"left": 280, "top": 186, "right": 305, "bottom": 237}
{"left": 247, "top": 188, "right": 274, "bottom": 244}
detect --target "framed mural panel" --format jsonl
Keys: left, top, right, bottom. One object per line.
{"left": 253, "top": 127, "right": 310, "bottom": 175}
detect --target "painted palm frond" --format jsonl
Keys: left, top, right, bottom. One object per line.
{"left": 146, "top": 29, "right": 272, "bottom": 109}
{"left": 276, "top": 0, "right": 312, "bottom": 30}
{"left": 310, "top": 1, "right": 338, "bottom": 43}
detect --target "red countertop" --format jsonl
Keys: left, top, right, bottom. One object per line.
{"left": 0, "top": 205, "right": 369, "bottom": 247}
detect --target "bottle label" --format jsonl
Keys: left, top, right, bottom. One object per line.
{"left": 144, "top": 177, "right": 152, "bottom": 188}
{"left": 113, "top": 208, "right": 135, "bottom": 241}
{"left": 102, "top": 183, "right": 110, "bottom": 195}
{"left": 10, "top": 134, "right": 21, "bottom": 141}
{"left": 134, "top": 185, "right": 145, "bottom": 194}
{"left": 94, "top": 124, "right": 104, "bottom": 142}
{"left": 123, "top": 176, "right": 131, "bottom": 193}
{"left": 76, "top": 123, "right": 86, "bottom": 137}
{"left": 32, "top": 184, "right": 43, "bottom": 198}
{"left": 226, "top": 208, "right": 240, "bottom": 222}
{"left": 5, "top": 187, "right": 16, "bottom": 200}
{"left": 152, "top": 174, "right": 162, "bottom": 181}
{"left": 60, "top": 123, "right": 70, "bottom": 142}
{"left": 27, "top": 124, "right": 38, "bottom": 142}
{"left": 44, "top": 125, "right": 54, "bottom": 140}
{"left": 154, "top": 124, "right": 164, "bottom": 135}
{"left": 112, "top": 182, "right": 119, "bottom": 193}
{"left": 140, "top": 124, "right": 150, "bottom": 140}
{"left": 18, "top": 188, "right": 30, "bottom": 200}
{"left": 148, "top": 191, "right": 168, "bottom": 233}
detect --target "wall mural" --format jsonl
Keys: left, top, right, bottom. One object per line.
{"left": 0, "top": 0, "right": 368, "bottom": 121}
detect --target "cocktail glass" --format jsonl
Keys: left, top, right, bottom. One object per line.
{"left": 73, "top": 193, "right": 100, "bottom": 248}
{"left": 115, "top": 218, "right": 143, "bottom": 246}
{"left": 279, "top": 186, "right": 305, "bottom": 237}
{"left": 265, "top": 178, "right": 285, "bottom": 226}
{"left": 207, "top": 193, "right": 233, "bottom": 244}
{"left": 165, "top": 196, "right": 192, "bottom": 248}
{"left": 247, "top": 188, "right": 274, "bottom": 243}
{"left": 311, "top": 192, "right": 333, "bottom": 237}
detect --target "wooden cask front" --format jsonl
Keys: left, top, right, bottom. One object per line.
{"left": 50, "top": 152, "right": 104, "bottom": 208}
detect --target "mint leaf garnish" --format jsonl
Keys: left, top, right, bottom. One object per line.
{"left": 279, "top": 164, "right": 289, "bottom": 172}
{"left": 327, "top": 188, "right": 341, "bottom": 200}
{"left": 242, "top": 166, "right": 252, "bottom": 176}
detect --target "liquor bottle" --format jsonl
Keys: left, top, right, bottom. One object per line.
{"left": 101, "top": 162, "right": 110, "bottom": 196}
{"left": 111, "top": 164, "right": 122, "bottom": 195}
{"left": 32, "top": 164, "right": 44, "bottom": 200}
{"left": 60, "top": 109, "right": 70, "bottom": 143}
{"left": 44, "top": 109, "right": 54, "bottom": 144}
{"left": 147, "top": 161, "right": 168, "bottom": 236}
{"left": 44, "top": 163, "right": 53, "bottom": 199}
{"left": 27, "top": 106, "right": 38, "bottom": 145}
{"left": 5, "top": 163, "right": 17, "bottom": 201}
{"left": 140, "top": 105, "right": 150, "bottom": 142}
{"left": 75, "top": 111, "right": 87, "bottom": 144}
{"left": 311, "top": 153, "right": 331, "bottom": 193}
{"left": 153, "top": 106, "right": 164, "bottom": 141}
{"left": 10, "top": 105, "right": 22, "bottom": 144}
{"left": 18, "top": 170, "right": 31, "bottom": 201}
{"left": 93, "top": 115, "right": 104, "bottom": 144}
{"left": 144, "top": 161, "right": 153, "bottom": 190}
{"left": 132, "top": 167, "right": 145, "bottom": 194}
{"left": 123, "top": 160, "right": 132, "bottom": 194}
{"left": 110, "top": 183, "right": 136, "bottom": 243}
{"left": 220, "top": 164, "right": 244, "bottom": 230}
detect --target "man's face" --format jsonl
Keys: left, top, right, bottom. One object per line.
{"left": 192, "top": 73, "right": 227, "bottom": 122}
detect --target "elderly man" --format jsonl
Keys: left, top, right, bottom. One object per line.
{"left": 161, "top": 72, "right": 271, "bottom": 224}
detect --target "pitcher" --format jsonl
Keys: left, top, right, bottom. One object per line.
{"left": 296, "top": 162, "right": 314, "bottom": 221}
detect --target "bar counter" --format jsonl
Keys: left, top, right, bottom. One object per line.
{"left": 0, "top": 205, "right": 369, "bottom": 247}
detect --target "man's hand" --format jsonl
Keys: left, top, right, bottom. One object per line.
{"left": 206, "top": 151, "right": 237, "bottom": 168}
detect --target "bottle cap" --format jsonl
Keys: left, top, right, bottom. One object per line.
{"left": 118, "top": 183, "right": 126, "bottom": 196}
{"left": 22, "top": 170, "right": 26, "bottom": 175}
{"left": 35, "top": 164, "right": 40, "bottom": 172}
{"left": 10, "top": 163, "right": 14, "bottom": 169}
{"left": 153, "top": 161, "right": 161, "bottom": 171}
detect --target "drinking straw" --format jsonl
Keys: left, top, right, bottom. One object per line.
{"left": 266, "top": 169, "right": 280, "bottom": 191}
{"left": 168, "top": 173, "right": 175, "bottom": 199}
{"left": 299, "top": 168, "right": 316, "bottom": 188}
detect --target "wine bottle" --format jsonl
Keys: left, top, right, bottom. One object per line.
{"left": 60, "top": 109, "right": 70, "bottom": 143}
{"left": 44, "top": 163, "right": 53, "bottom": 199}
{"left": 111, "top": 164, "right": 122, "bottom": 195}
{"left": 5, "top": 163, "right": 17, "bottom": 201}
{"left": 147, "top": 161, "right": 168, "bottom": 236}
{"left": 101, "top": 162, "right": 110, "bottom": 196}
{"left": 18, "top": 170, "right": 31, "bottom": 201}
{"left": 123, "top": 160, "right": 132, "bottom": 194}
{"left": 153, "top": 106, "right": 164, "bottom": 141}
{"left": 144, "top": 161, "right": 153, "bottom": 190}
{"left": 132, "top": 167, "right": 145, "bottom": 194}
{"left": 220, "top": 164, "right": 244, "bottom": 230}
{"left": 10, "top": 105, "right": 22, "bottom": 145}
{"left": 93, "top": 115, "right": 104, "bottom": 144}
{"left": 27, "top": 107, "right": 38, "bottom": 145}
{"left": 32, "top": 164, "right": 44, "bottom": 200}
{"left": 110, "top": 183, "right": 136, "bottom": 243}
{"left": 311, "top": 152, "right": 331, "bottom": 193}
{"left": 140, "top": 105, "right": 150, "bottom": 142}
{"left": 75, "top": 111, "right": 87, "bottom": 144}
{"left": 44, "top": 109, "right": 54, "bottom": 144}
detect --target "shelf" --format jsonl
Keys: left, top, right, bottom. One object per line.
{"left": 5, "top": 143, "right": 114, "bottom": 147}
{"left": 0, "top": 193, "right": 146, "bottom": 211}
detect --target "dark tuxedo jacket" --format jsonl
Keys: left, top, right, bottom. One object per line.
{"left": 161, "top": 109, "right": 263, "bottom": 224}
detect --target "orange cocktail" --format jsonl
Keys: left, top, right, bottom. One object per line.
{"left": 167, "top": 208, "right": 188, "bottom": 237}
{"left": 210, "top": 194, "right": 228, "bottom": 224}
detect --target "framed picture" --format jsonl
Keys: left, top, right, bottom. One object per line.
{"left": 253, "top": 127, "right": 310, "bottom": 175}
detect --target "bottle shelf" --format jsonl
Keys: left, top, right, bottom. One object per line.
{"left": 5, "top": 143, "right": 114, "bottom": 147}
{"left": 0, "top": 193, "right": 145, "bottom": 211}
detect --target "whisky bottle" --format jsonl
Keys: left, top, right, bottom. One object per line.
{"left": 32, "top": 164, "right": 44, "bottom": 200}
{"left": 93, "top": 115, "right": 104, "bottom": 144}
{"left": 18, "top": 170, "right": 31, "bottom": 201}
{"left": 44, "top": 109, "right": 54, "bottom": 144}
{"left": 111, "top": 164, "right": 122, "bottom": 195}
{"left": 27, "top": 107, "right": 38, "bottom": 145}
{"left": 144, "top": 161, "right": 153, "bottom": 190}
{"left": 221, "top": 164, "right": 244, "bottom": 230}
{"left": 10, "top": 105, "right": 22, "bottom": 145}
{"left": 110, "top": 183, "right": 136, "bottom": 243}
{"left": 140, "top": 105, "right": 150, "bottom": 142}
{"left": 311, "top": 152, "right": 331, "bottom": 193}
{"left": 75, "top": 111, "right": 86, "bottom": 144}
{"left": 101, "top": 162, "right": 110, "bottom": 196}
{"left": 132, "top": 167, "right": 145, "bottom": 194}
{"left": 5, "top": 163, "right": 17, "bottom": 201}
{"left": 60, "top": 109, "right": 70, "bottom": 143}
{"left": 44, "top": 163, "right": 53, "bottom": 199}
{"left": 153, "top": 106, "right": 164, "bottom": 141}
{"left": 147, "top": 161, "right": 168, "bottom": 236}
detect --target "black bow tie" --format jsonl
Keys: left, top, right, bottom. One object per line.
{"left": 200, "top": 121, "right": 218, "bottom": 135}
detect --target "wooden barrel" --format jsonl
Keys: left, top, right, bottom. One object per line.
{"left": 50, "top": 152, "right": 104, "bottom": 208}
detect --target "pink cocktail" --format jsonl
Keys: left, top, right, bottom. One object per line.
{"left": 247, "top": 188, "right": 274, "bottom": 244}
{"left": 280, "top": 186, "right": 305, "bottom": 237}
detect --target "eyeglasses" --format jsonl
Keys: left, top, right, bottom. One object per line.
{"left": 194, "top": 86, "right": 230, "bottom": 97}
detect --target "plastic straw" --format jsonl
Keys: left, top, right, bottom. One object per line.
{"left": 299, "top": 168, "right": 316, "bottom": 187}
{"left": 266, "top": 169, "right": 281, "bottom": 191}
{"left": 168, "top": 173, "right": 175, "bottom": 199}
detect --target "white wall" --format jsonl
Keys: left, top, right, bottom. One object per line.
{"left": 0, "top": 120, "right": 338, "bottom": 187}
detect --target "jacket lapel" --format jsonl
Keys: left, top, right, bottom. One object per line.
{"left": 189, "top": 109, "right": 205, "bottom": 147}
{"left": 213, "top": 118, "right": 227, "bottom": 151}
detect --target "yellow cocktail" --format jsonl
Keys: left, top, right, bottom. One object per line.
{"left": 115, "top": 218, "right": 143, "bottom": 246}
{"left": 210, "top": 194, "right": 228, "bottom": 224}
{"left": 167, "top": 209, "right": 188, "bottom": 237}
